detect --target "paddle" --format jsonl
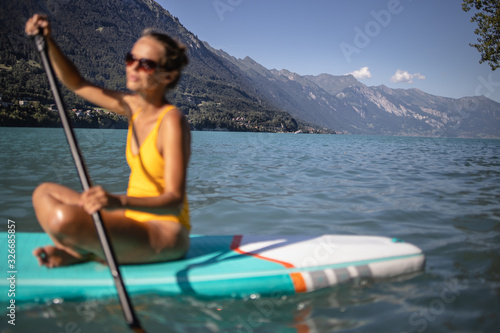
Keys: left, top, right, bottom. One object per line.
{"left": 32, "top": 32, "right": 145, "bottom": 333}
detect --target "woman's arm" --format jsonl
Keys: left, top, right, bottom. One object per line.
{"left": 25, "top": 14, "right": 132, "bottom": 117}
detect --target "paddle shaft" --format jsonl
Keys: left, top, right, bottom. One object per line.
{"left": 33, "top": 33, "right": 144, "bottom": 332}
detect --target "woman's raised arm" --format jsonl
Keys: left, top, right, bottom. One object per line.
{"left": 25, "top": 14, "right": 132, "bottom": 117}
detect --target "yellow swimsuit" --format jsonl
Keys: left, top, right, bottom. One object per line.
{"left": 124, "top": 105, "right": 190, "bottom": 230}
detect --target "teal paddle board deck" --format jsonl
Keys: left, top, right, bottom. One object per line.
{"left": 1, "top": 232, "right": 424, "bottom": 302}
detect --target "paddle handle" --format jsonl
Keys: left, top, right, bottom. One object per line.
{"left": 33, "top": 33, "right": 144, "bottom": 332}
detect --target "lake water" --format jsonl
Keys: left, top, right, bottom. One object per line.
{"left": 1, "top": 127, "right": 499, "bottom": 332}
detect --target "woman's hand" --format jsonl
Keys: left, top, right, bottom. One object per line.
{"left": 25, "top": 14, "right": 51, "bottom": 37}
{"left": 79, "top": 186, "right": 122, "bottom": 214}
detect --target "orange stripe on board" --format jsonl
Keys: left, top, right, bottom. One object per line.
{"left": 230, "top": 235, "right": 307, "bottom": 293}
{"left": 289, "top": 272, "right": 307, "bottom": 293}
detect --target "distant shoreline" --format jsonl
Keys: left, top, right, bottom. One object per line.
{"left": 0, "top": 123, "right": 332, "bottom": 134}
{"left": 0, "top": 106, "right": 333, "bottom": 134}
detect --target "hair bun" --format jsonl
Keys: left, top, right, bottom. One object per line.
{"left": 141, "top": 29, "right": 189, "bottom": 89}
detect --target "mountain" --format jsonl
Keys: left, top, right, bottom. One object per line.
{"left": 210, "top": 45, "right": 500, "bottom": 138}
{"left": 335, "top": 84, "right": 499, "bottom": 137}
{"left": 0, "top": 0, "right": 303, "bottom": 132}
{"left": 0, "top": 0, "right": 499, "bottom": 138}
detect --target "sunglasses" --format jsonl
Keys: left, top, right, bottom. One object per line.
{"left": 125, "top": 52, "right": 158, "bottom": 73}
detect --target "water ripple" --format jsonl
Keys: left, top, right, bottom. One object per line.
{"left": 2, "top": 129, "right": 499, "bottom": 332}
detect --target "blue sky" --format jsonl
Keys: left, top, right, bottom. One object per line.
{"left": 158, "top": 0, "right": 500, "bottom": 103}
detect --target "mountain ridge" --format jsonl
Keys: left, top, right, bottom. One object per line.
{"left": 0, "top": 0, "right": 499, "bottom": 138}
{"left": 210, "top": 46, "right": 500, "bottom": 138}
{"left": 0, "top": 0, "right": 306, "bottom": 133}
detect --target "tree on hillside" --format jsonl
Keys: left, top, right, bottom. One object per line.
{"left": 462, "top": 0, "right": 500, "bottom": 70}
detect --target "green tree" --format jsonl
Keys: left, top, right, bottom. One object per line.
{"left": 462, "top": 0, "right": 500, "bottom": 70}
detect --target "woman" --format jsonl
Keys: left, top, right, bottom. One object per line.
{"left": 25, "top": 14, "right": 191, "bottom": 267}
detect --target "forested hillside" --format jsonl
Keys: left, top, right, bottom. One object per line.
{"left": 0, "top": 0, "right": 322, "bottom": 132}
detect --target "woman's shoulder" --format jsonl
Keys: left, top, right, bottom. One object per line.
{"left": 157, "top": 104, "right": 191, "bottom": 153}
{"left": 159, "top": 105, "right": 190, "bottom": 133}
{"left": 162, "top": 104, "right": 185, "bottom": 121}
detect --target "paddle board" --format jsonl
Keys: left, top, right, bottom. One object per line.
{"left": 1, "top": 232, "right": 424, "bottom": 302}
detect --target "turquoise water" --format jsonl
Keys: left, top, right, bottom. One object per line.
{"left": 1, "top": 127, "right": 499, "bottom": 332}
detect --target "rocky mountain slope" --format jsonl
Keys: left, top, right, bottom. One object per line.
{"left": 210, "top": 45, "right": 500, "bottom": 138}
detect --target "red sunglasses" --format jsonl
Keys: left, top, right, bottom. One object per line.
{"left": 125, "top": 52, "right": 158, "bottom": 73}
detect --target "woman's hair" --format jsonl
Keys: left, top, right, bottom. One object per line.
{"left": 142, "top": 28, "right": 189, "bottom": 89}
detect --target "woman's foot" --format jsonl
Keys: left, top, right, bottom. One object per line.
{"left": 33, "top": 245, "right": 93, "bottom": 268}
